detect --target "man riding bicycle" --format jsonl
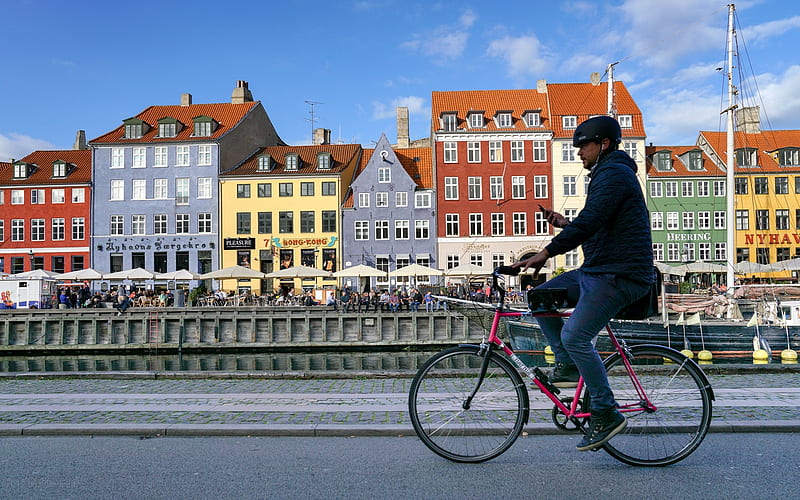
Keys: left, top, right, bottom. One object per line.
{"left": 512, "top": 115, "right": 654, "bottom": 451}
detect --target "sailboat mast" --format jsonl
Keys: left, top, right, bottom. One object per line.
{"left": 725, "top": 3, "right": 736, "bottom": 289}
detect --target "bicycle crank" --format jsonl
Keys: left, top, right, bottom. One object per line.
{"left": 551, "top": 397, "right": 588, "bottom": 431}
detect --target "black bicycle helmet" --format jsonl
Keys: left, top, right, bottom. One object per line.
{"left": 572, "top": 115, "right": 622, "bottom": 147}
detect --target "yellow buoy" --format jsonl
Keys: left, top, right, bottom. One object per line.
{"left": 680, "top": 349, "right": 694, "bottom": 359}
{"left": 781, "top": 349, "right": 798, "bottom": 363}
{"left": 544, "top": 345, "right": 554, "bottom": 355}
{"left": 752, "top": 349, "right": 769, "bottom": 362}
{"left": 698, "top": 350, "right": 713, "bottom": 362}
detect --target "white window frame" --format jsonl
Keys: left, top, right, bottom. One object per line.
{"left": 110, "top": 180, "right": 124, "bottom": 201}
{"left": 358, "top": 192, "right": 370, "bottom": 208}
{"left": 154, "top": 146, "right": 168, "bottom": 167}
{"left": 511, "top": 176, "right": 525, "bottom": 199}
{"left": 534, "top": 176, "right": 548, "bottom": 199}
{"left": 198, "top": 145, "right": 212, "bottom": 166}
{"left": 443, "top": 142, "right": 457, "bottom": 163}
{"left": 489, "top": 141, "right": 502, "bottom": 162}
{"left": 176, "top": 145, "right": 190, "bottom": 166}
{"left": 489, "top": 176, "right": 503, "bottom": 200}
{"left": 444, "top": 177, "right": 458, "bottom": 200}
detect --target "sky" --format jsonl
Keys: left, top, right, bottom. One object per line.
{"left": 2, "top": 0, "right": 800, "bottom": 161}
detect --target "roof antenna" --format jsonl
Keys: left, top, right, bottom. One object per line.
{"left": 305, "top": 100, "right": 323, "bottom": 144}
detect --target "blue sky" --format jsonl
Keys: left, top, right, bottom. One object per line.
{"left": 2, "top": 0, "right": 799, "bottom": 160}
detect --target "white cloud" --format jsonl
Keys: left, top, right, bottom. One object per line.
{"left": 372, "top": 95, "right": 428, "bottom": 121}
{"left": 641, "top": 86, "right": 723, "bottom": 145}
{"left": 0, "top": 133, "right": 55, "bottom": 162}
{"left": 486, "top": 34, "right": 550, "bottom": 80}
{"left": 753, "top": 65, "right": 800, "bottom": 129}
{"left": 401, "top": 9, "right": 477, "bottom": 62}
{"left": 743, "top": 15, "right": 800, "bottom": 42}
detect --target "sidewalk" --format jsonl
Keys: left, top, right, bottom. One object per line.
{"left": 1, "top": 369, "right": 799, "bottom": 437}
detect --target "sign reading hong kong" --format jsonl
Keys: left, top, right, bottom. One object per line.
{"left": 265, "top": 237, "right": 333, "bottom": 248}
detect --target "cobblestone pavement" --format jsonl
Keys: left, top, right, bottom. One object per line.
{"left": 0, "top": 370, "right": 798, "bottom": 435}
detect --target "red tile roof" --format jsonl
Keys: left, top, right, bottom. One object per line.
{"left": 395, "top": 147, "right": 433, "bottom": 189}
{"left": 700, "top": 130, "right": 800, "bottom": 173}
{"left": 89, "top": 102, "right": 260, "bottom": 144}
{"left": 221, "top": 144, "right": 362, "bottom": 176}
{"left": 431, "top": 89, "right": 550, "bottom": 132}
{"left": 0, "top": 149, "right": 92, "bottom": 185}
{"left": 547, "top": 82, "right": 645, "bottom": 139}
{"left": 645, "top": 145, "right": 725, "bottom": 178}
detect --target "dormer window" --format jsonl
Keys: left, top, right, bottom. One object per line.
{"left": 654, "top": 151, "right": 673, "bottom": 172}
{"left": 257, "top": 154, "right": 272, "bottom": 172}
{"left": 685, "top": 151, "right": 704, "bottom": 171}
{"left": 317, "top": 152, "right": 332, "bottom": 170}
{"left": 524, "top": 111, "right": 541, "bottom": 127}
{"left": 13, "top": 162, "right": 30, "bottom": 179}
{"left": 736, "top": 148, "right": 758, "bottom": 167}
{"left": 618, "top": 115, "right": 633, "bottom": 128}
{"left": 157, "top": 117, "right": 183, "bottom": 138}
{"left": 192, "top": 116, "right": 216, "bottom": 137}
{"left": 562, "top": 116, "right": 577, "bottom": 129}
{"left": 122, "top": 118, "right": 149, "bottom": 139}
{"left": 441, "top": 112, "right": 458, "bottom": 131}
{"left": 285, "top": 153, "right": 300, "bottom": 171}
{"left": 52, "top": 160, "right": 68, "bottom": 178}
{"left": 467, "top": 112, "right": 484, "bottom": 128}
{"left": 779, "top": 147, "right": 800, "bottom": 166}
{"left": 495, "top": 111, "right": 513, "bottom": 128}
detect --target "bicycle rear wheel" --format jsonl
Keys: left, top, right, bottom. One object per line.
{"left": 408, "top": 345, "right": 528, "bottom": 463}
{"left": 588, "top": 345, "right": 713, "bottom": 466}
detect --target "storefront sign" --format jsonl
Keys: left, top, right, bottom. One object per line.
{"left": 224, "top": 237, "right": 256, "bottom": 250}
{"left": 744, "top": 233, "right": 800, "bottom": 245}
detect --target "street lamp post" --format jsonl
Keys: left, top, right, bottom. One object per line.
{"left": 28, "top": 250, "right": 35, "bottom": 271}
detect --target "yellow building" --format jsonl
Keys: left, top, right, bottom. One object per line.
{"left": 219, "top": 143, "right": 362, "bottom": 294}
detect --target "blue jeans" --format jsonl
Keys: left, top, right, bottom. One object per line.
{"left": 535, "top": 269, "right": 650, "bottom": 412}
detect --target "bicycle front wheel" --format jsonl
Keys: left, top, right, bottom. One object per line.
{"left": 591, "top": 345, "right": 713, "bottom": 466}
{"left": 408, "top": 345, "right": 528, "bottom": 463}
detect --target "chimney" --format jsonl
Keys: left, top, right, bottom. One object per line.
{"left": 181, "top": 93, "right": 192, "bottom": 106}
{"left": 396, "top": 107, "right": 410, "bottom": 148}
{"left": 590, "top": 72, "right": 601, "bottom": 86}
{"left": 231, "top": 80, "right": 253, "bottom": 104}
{"left": 313, "top": 128, "right": 331, "bottom": 145}
{"left": 736, "top": 106, "right": 761, "bottom": 134}
{"left": 73, "top": 130, "right": 87, "bottom": 150}
{"left": 536, "top": 79, "right": 547, "bottom": 93}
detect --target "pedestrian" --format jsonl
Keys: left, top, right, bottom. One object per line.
{"left": 424, "top": 291, "right": 434, "bottom": 312}
{"left": 388, "top": 291, "right": 400, "bottom": 312}
{"left": 512, "top": 115, "right": 654, "bottom": 452}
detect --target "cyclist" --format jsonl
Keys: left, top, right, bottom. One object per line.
{"left": 512, "top": 115, "right": 654, "bottom": 451}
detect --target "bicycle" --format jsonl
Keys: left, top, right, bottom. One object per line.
{"left": 408, "top": 267, "right": 714, "bottom": 466}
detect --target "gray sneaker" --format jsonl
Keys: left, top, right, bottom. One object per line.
{"left": 550, "top": 362, "right": 580, "bottom": 388}
{"left": 576, "top": 408, "right": 627, "bottom": 451}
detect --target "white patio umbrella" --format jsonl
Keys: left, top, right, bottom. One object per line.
{"left": 654, "top": 262, "right": 687, "bottom": 276}
{"left": 265, "top": 265, "right": 332, "bottom": 279}
{"left": 103, "top": 267, "right": 158, "bottom": 280}
{"left": 734, "top": 261, "right": 776, "bottom": 274}
{"left": 155, "top": 269, "right": 202, "bottom": 281}
{"left": 55, "top": 268, "right": 104, "bottom": 281}
{"left": 10, "top": 269, "right": 60, "bottom": 279}
{"left": 199, "top": 265, "right": 269, "bottom": 280}
{"left": 332, "top": 264, "right": 387, "bottom": 278}
{"left": 769, "top": 258, "right": 800, "bottom": 272}
{"left": 683, "top": 262, "right": 730, "bottom": 274}
{"left": 443, "top": 263, "right": 492, "bottom": 276}
{"left": 389, "top": 263, "right": 443, "bottom": 277}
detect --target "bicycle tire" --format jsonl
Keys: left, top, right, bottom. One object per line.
{"left": 583, "top": 344, "right": 713, "bottom": 466}
{"left": 408, "top": 345, "right": 529, "bottom": 463}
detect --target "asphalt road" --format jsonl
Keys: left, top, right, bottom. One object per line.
{"left": 0, "top": 433, "right": 797, "bottom": 499}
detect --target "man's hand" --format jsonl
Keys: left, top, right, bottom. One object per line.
{"left": 538, "top": 204, "right": 568, "bottom": 228}
{"left": 511, "top": 248, "right": 550, "bottom": 278}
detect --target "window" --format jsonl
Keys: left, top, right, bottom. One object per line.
{"left": 776, "top": 209, "right": 790, "bottom": 230}
{"left": 780, "top": 148, "right": 800, "bottom": 166}
{"left": 776, "top": 177, "right": 789, "bottom": 195}
{"left": 355, "top": 221, "right": 369, "bottom": 240}
{"left": 375, "top": 220, "right": 389, "bottom": 240}
{"left": 322, "top": 211, "right": 336, "bottom": 232}
{"left": 469, "top": 213, "right": 483, "bottom": 236}
{"left": 470, "top": 254, "right": 484, "bottom": 267}
{"left": 681, "top": 181, "right": 694, "bottom": 198}
{"left": 562, "top": 116, "right": 577, "bottom": 129}
{"left": 257, "top": 212, "right": 272, "bottom": 234}
{"left": 756, "top": 247, "right": 770, "bottom": 265}
{"left": 237, "top": 213, "right": 251, "bottom": 234}
{"left": 194, "top": 119, "right": 212, "bottom": 137}
{"left": 358, "top": 193, "right": 370, "bottom": 208}
{"left": 532, "top": 141, "right": 547, "bottom": 162}
{"left": 535, "top": 211, "right": 548, "bottom": 235}
{"left": 111, "top": 148, "right": 124, "bottom": 168}
{"left": 468, "top": 113, "right": 483, "bottom": 128}
{"left": 489, "top": 141, "right": 502, "bottom": 162}
{"left": 511, "top": 176, "right": 525, "bottom": 199}
{"left": 50, "top": 218, "right": 67, "bottom": 240}
{"left": 735, "top": 210, "right": 749, "bottom": 230}
{"left": 198, "top": 213, "right": 212, "bottom": 233}
{"left": 468, "top": 177, "right": 482, "bottom": 200}
{"left": 489, "top": 176, "right": 503, "bottom": 200}
{"left": 12, "top": 219, "right": 24, "bottom": 241}
{"left": 154, "top": 214, "right": 168, "bottom": 234}
{"left": 279, "top": 212, "right": 293, "bottom": 233}
{"left": 415, "top": 191, "right": 431, "bottom": 208}
{"left": 154, "top": 146, "right": 168, "bottom": 167}
{"left": 467, "top": 142, "right": 481, "bottom": 163}
{"left": 446, "top": 255, "right": 460, "bottom": 269}
{"left": 31, "top": 189, "right": 45, "bottom": 204}
{"left": 699, "top": 242, "right": 711, "bottom": 261}
{"left": 525, "top": 112, "right": 540, "bottom": 127}
{"left": 158, "top": 122, "right": 177, "bottom": 138}
{"left": 698, "top": 211, "right": 711, "bottom": 230}
{"left": 285, "top": 154, "right": 299, "bottom": 171}
{"left": 618, "top": 115, "right": 632, "bottom": 128}
{"left": 666, "top": 212, "right": 679, "bottom": 230}
{"left": 301, "top": 182, "right": 314, "bottom": 196}
{"left": 754, "top": 177, "right": 768, "bottom": 194}
{"left": 111, "top": 215, "right": 124, "bottom": 236}
{"left": 682, "top": 212, "right": 695, "bottom": 230}
{"left": 655, "top": 151, "right": 671, "bottom": 171}
{"left": 376, "top": 192, "right": 388, "bottom": 207}
{"left": 132, "top": 180, "right": 146, "bottom": 200}
{"left": 236, "top": 184, "right": 251, "bottom": 198}
{"left": 564, "top": 209, "right": 578, "bottom": 223}
{"left": 257, "top": 155, "right": 272, "bottom": 172}
{"left": 395, "top": 220, "right": 409, "bottom": 239}
{"left": 300, "top": 211, "right": 315, "bottom": 232}
{"left": 697, "top": 180, "right": 710, "bottom": 197}
{"left": 52, "top": 161, "right": 67, "bottom": 177}
{"left": 71, "top": 188, "right": 85, "bottom": 203}
{"left": 565, "top": 249, "right": 580, "bottom": 267}
{"left": 443, "top": 142, "right": 457, "bottom": 163}
{"left": 534, "top": 176, "right": 548, "bottom": 199}
{"left": 130, "top": 147, "right": 145, "bottom": 168}
{"left": 317, "top": 153, "right": 331, "bottom": 170}
{"left": 444, "top": 177, "right": 458, "bottom": 200}
{"left": 124, "top": 122, "right": 143, "bottom": 139}
{"left": 496, "top": 112, "right": 512, "bottom": 128}
{"left": 257, "top": 183, "right": 272, "bottom": 198}
{"left": 714, "top": 211, "right": 726, "bottom": 230}
{"left": 445, "top": 214, "right": 459, "bottom": 237}
{"left": 322, "top": 182, "right": 336, "bottom": 195}
{"left": 110, "top": 180, "right": 124, "bottom": 201}
{"left": 395, "top": 191, "right": 408, "bottom": 207}
{"left": 176, "top": 214, "right": 190, "bottom": 234}
{"left": 132, "top": 215, "right": 145, "bottom": 235}
{"left": 623, "top": 142, "right": 638, "bottom": 160}
{"left": 52, "top": 189, "right": 65, "bottom": 204}
{"left": 11, "top": 190, "right": 23, "bottom": 205}
{"left": 377, "top": 167, "right": 390, "bottom": 183}
{"left": 71, "top": 218, "right": 85, "bottom": 240}
{"left": 279, "top": 183, "right": 293, "bottom": 197}
{"left": 682, "top": 243, "right": 696, "bottom": 262}
{"left": 442, "top": 113, "right": 457, "bottom": 131}
{"left": 713, "top": 180, "right": 725, "bottom": 197}
{"left": 31, "top": 219, "right": 45, "bottom": 241}
{"left": 491, "top": 213, "right": 505, "bottom": 236}
{"left": 651, "top": 212, "right": 663, "bottom": 230}
{"left": 176, "top": 178, "right": 189, "bottom": 205}
{"left": 563, "top": 176, "right": 577, "bottom": 196}
{"left": 197, "top": 178, "right": 211, "bottom": 199}
{"left": 667, "top": 243, "right": 680, "bottom": 261}
{"left": 665, "top": 181, "right": 678, "bottom": 197}
{"left": 198, "top": 145, "right": 212, "bottom": 165}
{"left": 415, "top": 220, "right": 429, "bottom": 239}
{"left": 154, "top": 179, "right": 168, "bottom": 199}
{"left": 176, "top": 146, "right": 190, "bottom": 166}
{"left": 510, "top": 140, "right": 524, "bottom": 162}
{"left": 650, "top": 182, "right": 662, "bottom": 198}
{"left": 652, "top": 244, "right": 663, "bottom": 261}
{"left": 561, "top": 143, "right": 575, "bottom": 162}
{"left": 686, "top": 151, "right": 703, "bottom": 171}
